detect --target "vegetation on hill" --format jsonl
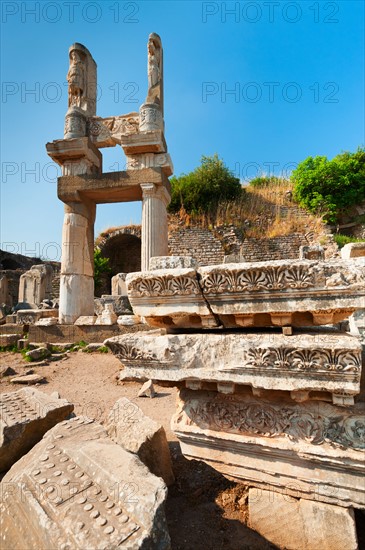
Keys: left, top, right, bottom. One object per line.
{"left": 291, "top": 147, "right": 365, "bottom": 224}
{"left": 169, "top": 154, "right": 243, "bottom": 216}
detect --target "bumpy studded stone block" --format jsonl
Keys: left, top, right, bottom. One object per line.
{"left": 0, "top": 416, "right": 171, "bottom": 549}
{"left": 0, "top": 388, "right": 73, "bottom": 473}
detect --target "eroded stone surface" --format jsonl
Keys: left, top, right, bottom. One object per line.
{"left": 125, "top": 259, "right": 365, "bottom": 329}
{"left": 198, "top": 259, "right": 365, "bottom": 328}
{"left": 0, "top": 388, "right": 73, "bottom": 472}
{"left": 106, "top": 398, "right": 175, "bottom": 486}
{"left": 248, "top": 489, "right": 358, "bottom": 550}
{"left": 149, "top": 256, "right": 198, "bottom": 270}
{"left": 17, "top": 309, "right": 58, "bottom": 325}
{"left": 172, "top": 388, "right": 365, "bottom": 507}
{"left": 126, "top": 268, "right": 218, "bottom": 329}
{"left": 105, "top": 331, "right": 362, "bottom": 398}
{"left": 0, "top": 417, "right": 171, "bottom": 549}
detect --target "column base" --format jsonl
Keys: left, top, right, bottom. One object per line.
{"left": 59, "top": 274, "right": 94, "bottom": 324}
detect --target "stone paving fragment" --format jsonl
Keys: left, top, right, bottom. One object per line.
{"left": 0, "top": 388, "right": 73, "bottom": 472}
{"left": 0, "top": 416, "right": 171, "bottom": 549}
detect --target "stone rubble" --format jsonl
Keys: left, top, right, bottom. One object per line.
{"left": 0, "top": 416, "right": 171, "bottom": 549}
{"left": 0, "top": 388, "right": 73, "bottom": 472}
{"left": 106, "top": 397, "right": 175, "bottom": 486}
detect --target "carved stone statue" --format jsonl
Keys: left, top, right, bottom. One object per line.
{"left": 67, "top": 50, "right": 85, "bottom": 108}
{"left": 64, "top": 43, "right": 97, "bottom": 139}
{"left": 146, "top": 33, "right": 163, "bottom": 114}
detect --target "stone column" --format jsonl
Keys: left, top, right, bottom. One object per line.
{"left": 141, "top": 183, "right": 170, "bottom": 271}
{"left": 59, "top": 200, "right": 96, "bottom": 324}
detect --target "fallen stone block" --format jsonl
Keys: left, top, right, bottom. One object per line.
{"left": 117, "top": 314, "right": 141, "bottom": 326}
{"left": 248, "top": 489, "right": 358, "bottom": 550}
{"left": 95, "top": 303, "right": 118, "bottom": 325}
{"left": 172, "top": 388, "right": 365, "bottom": 508}
{"left": 0, "top": 416, "right": 171, "bottom": 549}
{"left": 138, "top": 380, "right": 156, "bottom": 398}
{"left": 94, "top": 295, "right": 132, "bottom": 316}
{"left": 105, "top": 331, "right": 362, "bottom": 401}
{"left": 106, "top": 398, "right": 175, "bottom": 486}
{"left": 149, "top": 255, "right": 198, "bottom": 270}
{"left": 74, "top": 315, "right": 96, "bottom": 325}
{"left": 0, "top": 334, "right": 20, "bottom": 347}
{"left": 35, "top": 317, "right": 58, "bottom": 326}
{"left": 198, "top": 259, "right": 365, "bottom": 328}
{"left": 126, "top": 267, "right": 219, "bottom": 329}
{"left": 0, "top": 366, "right": 16, "bottom": 377}
{"left": 16, "top": 309, "right": 58, "bottom": 325}
{"left": 26, "top": 346, "right": 52, "bottom": 361}
{"left": 341, "top": 242, "right": 365, "bottom": 259}
{"left": 10, "top": 373, "right": 45, "bottom": 384}
{"left": 0, "top": 388, "right": 73, "bottom": 472}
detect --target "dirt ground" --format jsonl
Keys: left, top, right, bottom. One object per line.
{"left": 1, "top": 350, "right": 364, "bottom": 550}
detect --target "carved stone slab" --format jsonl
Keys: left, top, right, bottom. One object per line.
{"left": 0, "top": 417, "right": 171, "bottom": 549}
{"left": 125, "top": 260, "right": 365, "bottom": 329}
{"left": 105, "top": 397, "right": 175, "bottom": 486}
{"left": 126, "top": 268, "right": 218, "bottom": 328}
{"left": 105, "top": 331, "right": 362, "bottom": 398}
{"left": 0, "top": 388, "right": 73, "bottom": 472}
{"left": 172, "top": 388, "right": 365, "bottom": 508}
{"left": 16, "top": 309, "right": 59, "bottom": 325}
{"left": 198, "top": 259, "right": 365, "bottom": 328}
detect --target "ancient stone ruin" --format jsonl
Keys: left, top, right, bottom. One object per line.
{"left": 106, "top": 252, "right": 365, "bottom": 549}
{"left": 46, "top": 35, "right": 172, "bottom": 324}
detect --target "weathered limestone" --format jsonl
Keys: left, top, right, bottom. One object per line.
{"left": 0, "top": 333, "right": 20, "bottom": 347}
{"left": 47, "top": 35, "right": 172, "bottom": 324}
{"left": 16, "top": 308, "right": 58, "bottom": 325}
{"left": 0, "top": 417, "right": 171, "bottom": 549}
{"left": 172, "top": 388, "right": 365, "bottom": 508}
{"left": 125, "top": 259, "right": 365, "bottom": 329}
{"left": 95, "top": 303, "right": 118, "bottom": 325}
{"left": 74, "top": 315, "right": 96, "bottom": 325}
{"left": 141, "top": 183, "right": 170, "bottom": 271}
{"left": 94, "top": 294, "right": 132, "bottom": 316}
{"left": 17, "top": 264, "right": 53, "bottom": 309}
{"left": 248, "top": 489, "right": 358, "bottom": 550}
{"left": 299, "top": 244, "right": 324, "bottom": 260}
{"left": 0, "top": 273, "right": 11, "bottom": 307}
{"left": 0, "top": 388, "right": 73, "bottom": 472}
{"left": 126, "top": 268, "right": 218, "bottom": 328}
{"left": 105, "top": 331, "right": 362, "bottom": 401}
{"left": 198, "top": 259, "right": 365, "bottom": 328}
{"left": 65, "top": 43, "right": 97, "bottom": 139}
{"left": 111, "top": 273, "right": 127, "bottom": 296}
{"left": 149, "top": 255, "right": 198, "bottom": 270}
{"left": 341, "top": 241, "right": 365, "bottom": 259}
{"left": 106, "top": 398, "right": 175, "bottom": 486}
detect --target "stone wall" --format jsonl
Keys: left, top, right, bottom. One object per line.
{"left": 168, "top": 227, "right": 225, "bottom": 265}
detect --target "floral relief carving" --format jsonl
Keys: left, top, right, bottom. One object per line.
{"left": 187, "top": 397, "right": 365, "bottom": 450}
{"left": 129, "top": 275, "right": 201, "bottom": 297}
{"left": 201, "top": 265, "right": 316, "bottom": 294}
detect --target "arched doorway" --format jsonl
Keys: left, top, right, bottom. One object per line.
{"left": 98, "top": 227, "right": 142, "bottom": 295}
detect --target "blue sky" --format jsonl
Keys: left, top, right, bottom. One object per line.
{"left": 1, "top": 0, "right": 364, "bottom": 261}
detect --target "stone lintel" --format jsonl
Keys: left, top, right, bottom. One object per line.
{"left": 105, "top": 331, "right": 362, "bottom": 396}
{"left": 57, "top": 168, "right": 170, "bottom": 203}
{"left": 120, "top": 130, "right": 167, "bottom": 154}
{"left": 46, "top": 137, "right": 101, "bottom": 167}
{"left": 173, "top": 388, "right": 365, "bottom": 508}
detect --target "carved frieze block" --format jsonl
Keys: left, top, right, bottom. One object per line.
{"left": 105, "top": 331, "right": 362, "bottom": 397}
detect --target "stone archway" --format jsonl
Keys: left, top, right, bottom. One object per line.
{"left": 98, "top": 227, "right": 142, "bottom": 295}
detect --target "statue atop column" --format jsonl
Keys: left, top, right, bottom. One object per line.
{"left": 140, "top": 33, "right": 164, "bottom": 132}
{"left": 64, "top": 43, "right": 97, "bottom": 139}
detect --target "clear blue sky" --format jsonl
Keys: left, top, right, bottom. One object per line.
{"left": 1, "top": 0, "right": 364, "bottom": 261}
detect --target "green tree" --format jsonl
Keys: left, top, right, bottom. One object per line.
{"left": 94, "top": 248, "right": 111, "bottom": 289}
{"left": 169, "top": 154, "right": 242, "bottom": 215}
{"left": 291, "top": 147, "right": 365, "bottom": 223}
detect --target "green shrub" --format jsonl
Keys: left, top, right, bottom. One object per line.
{"left": 169, "top": 154, "right": 243, "bottom": 215}
{"left": 333, "top": 234, "right": 365, "bottom": 249}
{"left": 292, "top": 147, "right": 365, "bottom": 223}
{"left": 249, "top": 176, "right": 285, "bottom": 187}
{"left": 94, "top": 248, "right": 111, "bottom": 290}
